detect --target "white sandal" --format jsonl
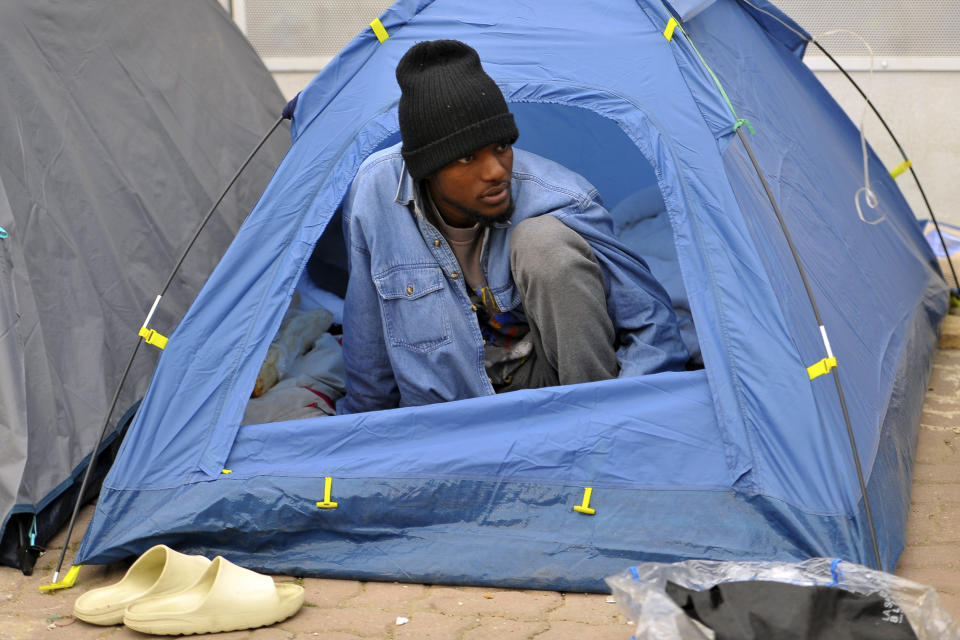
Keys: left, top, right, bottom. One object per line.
{"left": 122, "top": 556, "right": 304, "bottom": 635}
{"left": 73, "top": 544, "right": 211, "bottom": 626}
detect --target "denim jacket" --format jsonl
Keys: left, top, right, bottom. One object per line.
{"left": 338, "top": 143, "right": 689, "bottom": 414}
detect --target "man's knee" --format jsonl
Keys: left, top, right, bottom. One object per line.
{"left": 510, "top": 216, "right": 596, "bottom": 287}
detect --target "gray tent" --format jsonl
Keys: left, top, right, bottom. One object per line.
{"left": 0, "top": 0, "right": 289, "bottom": 572}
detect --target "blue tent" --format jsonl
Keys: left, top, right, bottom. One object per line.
{"left": 77, "top": 0, "right": 948, "bottom": 592}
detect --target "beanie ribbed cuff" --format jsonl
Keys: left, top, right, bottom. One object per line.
{"left": 402, "top": 113, "right": 518, "bottom": 179}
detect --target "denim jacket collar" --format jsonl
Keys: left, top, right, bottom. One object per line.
{"left": 394, "top": 162, "right": 510, "bottom": 230}
{"left": 394, "top": 162, "right": 416, "bottom": 208}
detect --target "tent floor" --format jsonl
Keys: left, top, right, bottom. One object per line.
{"left": 3, "top": 312, "right": 958, "bottom": 638}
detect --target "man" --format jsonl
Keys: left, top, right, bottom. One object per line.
{"left": 338, "top": 39, "right": 688, "bottom": 414}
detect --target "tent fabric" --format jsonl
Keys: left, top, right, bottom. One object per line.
{"left": 0, "top": 0, "right": 289, "bottom": 569}
{"left": 78, "top": 0, "right": 947, "bottom": 591}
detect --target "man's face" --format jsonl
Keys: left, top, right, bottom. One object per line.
{"left": 426, "top": 142, "right": 514, "bottom": 228}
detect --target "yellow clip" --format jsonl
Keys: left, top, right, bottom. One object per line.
{"left": 573, "top": 487, "right": 596, "bottom": 515}
{"left": 890, "top": 160, "right": 912, "bottom": 179}
{"left": 807, "top": 357, "right": 837, "bottom": 380}
{"left": 370, "top": 18, "right": 389, "bottom": 43}
{"left": 221, "top": 469, "right": 232, "bottom": 474}
{"left": 316, "top": 476, "right": 339, "bottom": 509}
{"left": 39, "top": 565, "right": 82, "bottom": 592}
{"left": 138, "top": 327, "right": 168, "bottom": 350}
{"left": 664, "top": 17, "right": 679, "bottom": 41}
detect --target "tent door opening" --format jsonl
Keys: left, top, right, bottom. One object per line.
{"left": 241, "top": 101, "right": 701, "bottom": 425}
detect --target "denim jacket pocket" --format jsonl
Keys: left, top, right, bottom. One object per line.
{"left": 373, "top": 265, "right": 451, "bottom": 353}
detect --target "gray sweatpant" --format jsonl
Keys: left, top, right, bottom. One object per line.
{"left": 501, "top": 215, "right": 619, "bottom": 391}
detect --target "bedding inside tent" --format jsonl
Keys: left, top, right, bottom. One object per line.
{"left": 243, "top": 101, "right": 703, "bottom": 424}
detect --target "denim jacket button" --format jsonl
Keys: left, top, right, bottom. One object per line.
{"left": 450, "top": 272, "right": 459, "bottom": 279}
{"left": 406, "top": 285, "right": 414, "bottom": 295}
{"left": 471, "top": 304, "right": 478, "bottom": 312}
{"left": 433, "top": 239, "right": 440, "bottom": 247}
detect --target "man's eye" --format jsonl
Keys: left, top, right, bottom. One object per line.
{"left": 457, "top": 154, "right": 474, "bottom": 164}
{"left": 495, "top": 143, "right": 510, "bottom": 153}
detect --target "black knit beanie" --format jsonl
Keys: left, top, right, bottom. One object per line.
{"left": 396, "top": 40, "right": 518, "bottom": 179}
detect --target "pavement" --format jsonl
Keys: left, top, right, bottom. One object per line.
{"left": 1, "top": 311, "right": 958, "bottom": 639}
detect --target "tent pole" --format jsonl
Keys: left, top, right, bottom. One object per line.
{"left": 735, "top": 127, "right": 884, "bottom": 571}
{"left": 809, "top": 41, "right": 959, "bottom": 294}
{"left": 159, "top": 114, "right": 287, "bottom": 297}
{"left": 48, "top": 114, "right": 288, "bottom": 586}
{"left": 48, "top": 340, "right": 142, "bottom": 585}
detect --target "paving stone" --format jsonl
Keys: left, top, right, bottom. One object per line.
{"left": 0, "top": 591, "right": 15, "bottom": 613}
{"left": 895, "top": 568, "right": 960, "bottom": 596}
{"left": 5, "top": 614, "right": 125, "bottom": 640}
{"left": 462, "top": 618, "right": 548, "bottom": 639}
{"left": 546, "top": 593, "right": 625, "bottom": 625}
{"left": 906, "top": 502, "right": 960, "bottom": 545}
{"left": 920, "top": 410, "right": 960, "bottom": 430}
{"left": 282, "top": 632, "right": 368, "bottom": 640}
{"left": 279, "top": 607, "right": 396, "bottom": 636}
{"left": 25, "top": 617, "right": 121, "bottom": 640}
{"left": 15, "top": 587, "right": 73, "bottom": 621}
{"left": 343, "top": 581, "right": 428, "bottom": 609}
{"left": 939, "top": 315, "right": 960, "bottom": 349}
{"left": 249, "top": 628, "right": 300, "bottom": 640}
{"left": 913, "top": 432, "right": 958, "bottom": 465}
{"left": 928, "top": 364, "right": 960, "bottom": 396}
{"left": 933, "top": 349, "right": 960, "bottom": 364}
{"left": 0, "top": 568, "right": 24, "bottom": 592}
{"left": 919, "top": 396, "right": 960, "bottom": 416}
{"left": 932, "top": 343, "right": 960, "bottom": 359}
{"left": 0, "top": 615, "right": 50, "bottom": 640}
{"left": 911, "top": 463, "right": 960, "bottom": 486}
{"left": 909, "top": 483, "right": 960, "bottom": 504}
{"left": 394, "top": 611, "right": 476, "bottom": 639}
{"left": 532, "top": 620, "right": 633, "bottom": 639}
{"left": 896, "top": 544, "right": 960, "bottom": 569}
{"left": 301, "top": 578, "right": 363, "bottom": 608}
{"left": 416, "top": 586, "right": 562, "bottom": 619}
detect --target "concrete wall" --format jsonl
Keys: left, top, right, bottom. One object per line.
{"left": 814, "top": 70, "right": 960, "bottom": 226}
{"left": 273, "top": 73, "right": 316, "bottom": 104}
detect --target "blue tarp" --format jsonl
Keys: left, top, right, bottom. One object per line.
{"left": 78, "top": 0, "right": 947, "bottom": 591}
